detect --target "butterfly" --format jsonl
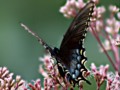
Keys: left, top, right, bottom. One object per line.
{"left": 21, "top": 0, "right": 95, "bottom": 87}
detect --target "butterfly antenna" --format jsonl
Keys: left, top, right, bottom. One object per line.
{"left": 20, "top": 23, "right": 52, "bottom": 52}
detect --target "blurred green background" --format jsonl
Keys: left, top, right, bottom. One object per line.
{"left": 0, "top": 0, "right": 119, "bottom": 89}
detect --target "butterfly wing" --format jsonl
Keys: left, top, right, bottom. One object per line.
{"left": 58, "top": 1, "right": 95, "bottom": 85}
{"left": 60, "top": 1, "right": 94, "bottom": 50}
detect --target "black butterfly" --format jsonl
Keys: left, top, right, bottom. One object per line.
{"left": 21, "top": 0, "right": 94, "bottom": 87}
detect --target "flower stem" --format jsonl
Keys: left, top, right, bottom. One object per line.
{"left": 90, "top": 22, "right": 117, "bottom": 71}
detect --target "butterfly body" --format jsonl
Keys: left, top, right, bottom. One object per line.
{"left": 21, "top": 0, "right": 95, "bottom": 87}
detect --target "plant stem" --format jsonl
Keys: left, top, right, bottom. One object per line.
{"left": 90, "top": 22, "right": 117, "bottom": 71}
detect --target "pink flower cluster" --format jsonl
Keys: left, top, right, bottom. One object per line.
{"left": 39, "top": 55, "right": 72, "bottom": 90}
{"left": 91, "top": 63, "right": 109, "bottom": 87}
{"left": 17, "top": 79, "right": 42, "bottom": 90}
{"left": 91, "top": 63, "right": 120, "bottom": 90}
{"left": 59, "top": 0, "right": 85, "bottom": 18}
{"left": 107, "top": 72, "right": 120, "bottom": 90}
{"left": 0, "top": 67, "right": 24, "bottom": 90}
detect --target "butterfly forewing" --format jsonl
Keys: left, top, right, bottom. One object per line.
{"left": 60, "top": 1, "right": 94, "bottom": 50}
